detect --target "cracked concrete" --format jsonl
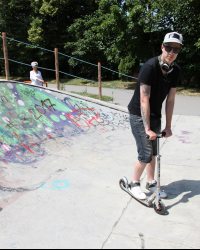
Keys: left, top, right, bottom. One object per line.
{"left": 101, "top": 198, "right": 132, "bottom": 249}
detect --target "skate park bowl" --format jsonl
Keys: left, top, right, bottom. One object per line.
{"left": 0, "top": 80, "right": 130, "bottom": 200}
{"left": 0, "top": 80, "right": 200, "bottom": 249}
{"left": 0, "top": 80, "right": 134, "bottom": 248}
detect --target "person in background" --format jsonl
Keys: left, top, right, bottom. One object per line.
{"left": 30, "top": 61, "right": 44, "bottom": 86}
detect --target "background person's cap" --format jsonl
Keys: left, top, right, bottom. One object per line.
{"left": 31, "top": 61, "right": 38, "bottom": 67}
{"left": 163, "top": 32, "right": 183, "bottom": 45}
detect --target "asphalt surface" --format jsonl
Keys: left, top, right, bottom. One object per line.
{"left": 48, "top": 84, "right": 200, "bottom": 116}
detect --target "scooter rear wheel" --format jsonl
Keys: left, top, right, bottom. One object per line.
{"left": 153, "top": 201, "right": 166, "bottom": 215}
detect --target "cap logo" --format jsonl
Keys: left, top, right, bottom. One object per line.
{"left": 168, "top": 33, "right": 180, "bottom": 40}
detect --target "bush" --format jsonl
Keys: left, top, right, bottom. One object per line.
{"left": 118, "top": 55, "right": 139, "bottom": 82}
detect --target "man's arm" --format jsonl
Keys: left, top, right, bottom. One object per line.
{"left": 140, "top": 83, "right": 157, "bottom": 140}
{"left": 163, "top": 87, "right": 177, "bottom": 137}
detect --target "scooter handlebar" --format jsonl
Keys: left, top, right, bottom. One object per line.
{"left": 146, "top": 132, "right": 166, "bottom": 139}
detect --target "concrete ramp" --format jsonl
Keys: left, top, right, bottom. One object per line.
{"left": 0, "top": 81, "right": 131, "bottom": 206}
{"left": 0, "top": 81, "right": 200, "bottom": 249}
{"left": 0, "top": 82, "right": 128, "bottom": 163}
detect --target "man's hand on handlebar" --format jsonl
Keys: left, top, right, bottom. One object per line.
{"left": 146, "top": 130, "right": 157, "bottom": 140}
{"left": 162, "top": 128, "right": 172, "bottom": 138}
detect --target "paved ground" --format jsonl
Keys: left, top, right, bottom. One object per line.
{"left": 0, "top": 81, "right": 200, "bottom": 249}
{"left": 48, "top": 84, "right": 200, "bottom": 116}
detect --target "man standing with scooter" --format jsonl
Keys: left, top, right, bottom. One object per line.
{"left": 128, "top": 32, "right": 183, "bottom": 200}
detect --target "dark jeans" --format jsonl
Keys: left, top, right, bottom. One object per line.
{"left": 130, "top": 113, "right": 161, "bottom": 163}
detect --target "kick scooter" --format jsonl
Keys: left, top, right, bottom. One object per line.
{"left": 119, "top": 132, "right": 166, "bottom": 215}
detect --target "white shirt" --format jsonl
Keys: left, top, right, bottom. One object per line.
{"left": 30, "top": 70, "right": 43, "bottom": 86}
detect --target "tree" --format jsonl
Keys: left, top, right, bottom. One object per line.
{"left": 65, "top": 12, "right": 111, "bottom": 79}
{"left": 0, "top": 0, "right": 99, "bottom": 77}
{"left": 28, "top": 0, "right": 98, "bottom": 47}
{"left": 65, "top": 0, "right": 141, "bottom": 80}
{"left": 146, "top": 0, "right": 200, "bottom": 86}
{"left": 66, "top": 0, "right": 165, "bottom": 80}
{"left": 172, "top": 0, "right": 200, "bottom": 86}
{"left": 27, "top": 0, "right": 99, "bottom": 76}
{"left": 0, "top": 0, "right": 33, "bottom": 76}
{"left": 0, "top": 12, "right": 4, "bottom": 75}
{"left": 118, "top": 55, "right": 139, "bottom": 81}
{"left": 0, "top": 0, "right": 199, "bottom": 85}
{"left": 126, "top": 0, "right": 200, "bottom": 86}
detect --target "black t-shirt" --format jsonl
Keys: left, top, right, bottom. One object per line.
{"left": 128, "top": 56, "right": 181, "bottom": 119}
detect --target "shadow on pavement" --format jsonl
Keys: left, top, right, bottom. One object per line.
{"left": 162, "top": 179, "right": 200, "bottom": 211}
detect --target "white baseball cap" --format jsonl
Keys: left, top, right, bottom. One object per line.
{"left": 163, "top": 32, "right": 183, "bottom": 45}
{"left": 31, "top": 61, "right": 38, "bottom": 67}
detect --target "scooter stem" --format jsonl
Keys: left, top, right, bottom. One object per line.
{"left": 156, "top": 137, "right": 161, "bottom": 208}
{"left": 146, "top": 132, "right": 166, "bottom": 209}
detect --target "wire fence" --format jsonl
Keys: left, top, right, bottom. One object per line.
{"left": 0, "top": 34, "right": 137, "bottom": 95}
{"left": 0, "top": 57, "right": 134, "bottom": 94}
{"left": 0, "top": 35, "right": 138, "bottom": 80}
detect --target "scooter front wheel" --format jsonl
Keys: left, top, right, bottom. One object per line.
{"left": 153, "top": 201, "right": 166, "bottom": 215}
{"left": 119, "top": 177, "right": 128, "bottom": 190}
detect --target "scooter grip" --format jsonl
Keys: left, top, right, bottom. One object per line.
{"left": 146, "top": 132, "right": 166, "bottom": 139}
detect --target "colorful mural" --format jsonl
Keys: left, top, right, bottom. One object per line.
{"left": 0, "top": 82, "right": 130, "bottom": 165}
{"left": 0, "top": 81, "right": 131, "bottom": 210}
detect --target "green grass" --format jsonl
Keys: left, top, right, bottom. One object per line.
{"left": 1, "top": 75, "right": 200, "bottom": 96}
{"left": 176, "top": 86, "right": 200, "bottom": 97}
{"left": 46, "top": 78, "right": 137, "bottom": 90}
{"left": 0, "top": 76, "right": 137, "bottom": 90}
{"left": 71, "top": 90, "right": 114, "bottom": 102}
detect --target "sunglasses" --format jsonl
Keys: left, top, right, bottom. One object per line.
{"left": 163, "top": 44, "right": 181, "bottom": 54}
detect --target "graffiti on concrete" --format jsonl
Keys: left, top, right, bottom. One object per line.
{"left": 0, "top": 82, "right": 129, "bottom": 165}
{"left": 0, "top": 82, "right": 131, "bottom": 210}
{"left": 41, "top": 180, "right": 69, "bottom": 191}
{"left": 175, "top": 131, "right": 192, "bottom": 144}
{"left": 63, "top": 97, "right": 130, "bottom": 133}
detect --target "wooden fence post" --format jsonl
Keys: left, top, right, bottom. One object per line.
{"left": 54, "top": 48, "right": 59, "bottom": 90}
{"left": 2, "top": 32, "right": 10, "bottom": 80}
{"left": 98, "top": 62, "right": 102, "bottom": 100}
